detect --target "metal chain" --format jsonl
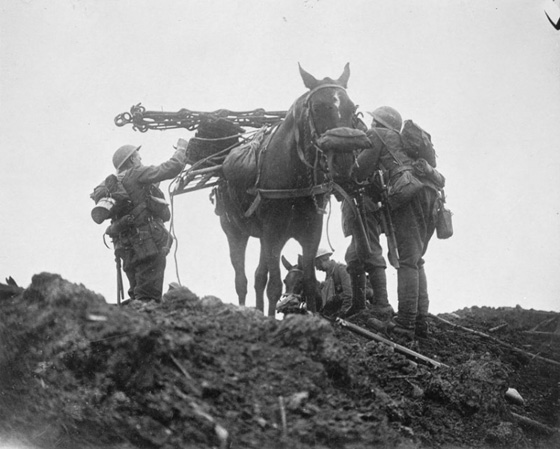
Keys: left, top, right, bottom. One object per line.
{"left": 114, "top": 103, "right": 287, "bottom": 132}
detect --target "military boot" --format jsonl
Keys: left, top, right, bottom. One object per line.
{"left": 386, "top": 317, "right": 416, "bottom": 340}
{"left": 343, "top": 271, "right": 367, "bottom": 318}
{"left": 392, "top": 266, "right": 419, "bottom": 339}
{"left": 368, "top": 267, "right": 394, "bottom": 320}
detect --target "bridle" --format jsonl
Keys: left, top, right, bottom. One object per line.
{"left": 294, "top": 84, "right": 360, "bottom": 213}
{"left": 276, "top": 266, "right": 305, "bottom": 313}
{"left": 294, "top": 83, "right": 351, "bottom": 170}
{"left": 246, "top": 83, "right": 362, "bottom": 216}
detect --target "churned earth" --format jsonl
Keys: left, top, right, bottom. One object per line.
{"left": 0, "top": 273, "right": 558, "bottom": 449}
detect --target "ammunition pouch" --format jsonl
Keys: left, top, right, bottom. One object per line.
{"left": 412, "top": 158, "right": 446, "bottom": 189}
{"left": 105, "top": 215, "right": 135, "bottom": 237}
{"left": 129, "top": 224, "right": 160, "bottom": 263}
{"left": 387, "top": 167, "right": 424, "bottom": 210}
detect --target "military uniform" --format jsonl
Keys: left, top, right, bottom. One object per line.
{"left": 364, "top": 126, "right": 439, "bottom": 333}
{"left": 318, "top": 259, "right": 353, "bottom": 316}
{"left": 108, "top": 149, "right": 186, "bottom": 302}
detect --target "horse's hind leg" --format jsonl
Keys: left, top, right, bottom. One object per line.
{"left": 262, "top": 232, "right": 289, "bottom": 317}
{"left": 224, "top": 225, "right": 249, "bottom": 306}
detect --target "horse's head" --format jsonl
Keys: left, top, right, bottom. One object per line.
{"left": 296, "top": 64, "right": 367, "bottom": 186}
{"left": 276, "top": 255, "right": 324, "bottom": 314}
{"left": 274, "top": 255, "right": 306, "bottom": 314}
{"left": 298, "top": 63, "right": 355, "bottom": 133}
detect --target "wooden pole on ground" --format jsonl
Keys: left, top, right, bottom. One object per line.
{"left": 334, "top": 317, "right": 448, "bottom": 369}
{"left": 430, "top": 314, "right": 560, "bottom": 367}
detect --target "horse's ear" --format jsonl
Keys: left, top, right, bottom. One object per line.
{"left": 281, "top": 255, "right": 294, "bottom": 271}
{"left": 337, "top": 63, "right": 350, "bottom": 88}
{"left": 298, "top": 63, "right": 319, "bottom": 90}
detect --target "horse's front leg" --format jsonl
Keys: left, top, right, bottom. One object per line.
{"left": 300, "top": 209, "right": 324, "bottom": 313}
{"left": 262, "top": 236, "right": 289, "bottom": 317}
{"left": 264, "top": 248, "right": 283, "bottom": 317}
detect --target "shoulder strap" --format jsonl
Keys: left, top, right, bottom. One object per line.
{"left": 119, "top": 170, "right": 152, "bottom": 225}
{"left": 370, "top": 128, "right": 403, "bottom": 166}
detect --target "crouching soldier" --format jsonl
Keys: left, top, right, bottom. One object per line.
{"left": 91, "top": 140, "right": 187, "bottom": 304}
{"left": 314, "top": 249, "right": 353, "bottom": 317}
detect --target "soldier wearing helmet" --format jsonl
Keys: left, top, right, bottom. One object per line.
{"left": 351, "top": 106, "right": 440, "bottom": 340}
{"left": 368, "top": 106, "right": 403, "bottom": 133}
{"left": 91, "top": 139, "right": 188, "bottom": 305}
{"left": 313, "top": 248, "right": 353, "bottom": 316}
{"left": 337, "top": 106, "right": 403, "bottom": 320}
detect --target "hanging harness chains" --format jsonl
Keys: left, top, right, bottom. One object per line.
{"left": 115, "top": 104, "right": 287, "bottom": 132}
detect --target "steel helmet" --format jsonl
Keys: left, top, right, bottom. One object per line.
{"left": 368, "top": 106, "right": 403, "bottom": 132}
{"left": 112, "top": 144, "right": 141, "bottom": 170}
{"left": 315, "top": 247, "right": 333, "bottom": 259}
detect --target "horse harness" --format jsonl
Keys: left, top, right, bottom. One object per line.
{"left": 245, "top": 83, "right": 360, "bottom": 216}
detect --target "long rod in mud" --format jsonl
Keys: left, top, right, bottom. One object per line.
{"left": 430, "top": 314, "right": 560, "bottom": 368}
{"left": 333, "top": 317, "right": 449, "bottom": 369}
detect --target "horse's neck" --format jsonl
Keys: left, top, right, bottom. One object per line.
{"left": 259, "top": 109, "right": 311, "bottom": 189}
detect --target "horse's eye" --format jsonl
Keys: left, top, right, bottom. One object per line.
{"left": 313, "top": 103, "right": 330, "bottom": 112}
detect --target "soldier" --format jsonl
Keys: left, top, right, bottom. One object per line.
{"left": 358, "top": 106, "right": 444, "bottom": 339}
{"left": 92, "top": 140, "right": 187, "bottom": 304}
{"left": 314, "top": 249, "right": 353, "bottom": 317}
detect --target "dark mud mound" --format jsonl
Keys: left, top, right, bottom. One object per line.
{"left": 0, "top": 273, "right": 558, "bottom": 449}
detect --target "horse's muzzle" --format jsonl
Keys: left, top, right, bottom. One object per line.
{"left": 276, "top": 293, "right": 304, "bottom": 313}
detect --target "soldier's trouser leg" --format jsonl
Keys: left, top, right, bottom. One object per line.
{"left": 367, "top": 267, "right": 394, "bottom": 319}
{"left": 417, "top": 264, "right": 429, "bottom": 319}
{"left": 391, "top": 194, "right": 429, "bottom": 330}
{"left": 134, "top": 252, "right": 167, "bottom": 302}
{"left": 395, "top": 266, "right": 418, "bottom": 329}
{"left": 390, "top": 189, "right": 438, "bottom": 335}
{"left": 344, "top": 270, "right": 367, "bottom": 317}
{"left": 368, "top": 267, "right": 389, "bottom": 306}
{"left": 122, "top": 256, "right": 136, "bottom": 300}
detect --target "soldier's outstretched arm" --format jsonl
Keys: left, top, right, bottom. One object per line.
{"left": 137, "top": 141, "right": 188, "bottom": 184}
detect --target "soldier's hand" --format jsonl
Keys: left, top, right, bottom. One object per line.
{"left": 175, "top": 138, "right": 189, "bottom": 151}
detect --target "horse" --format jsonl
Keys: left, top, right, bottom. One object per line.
{"left": 216, "top": 63, "right": 364, "bottom": 316}
{"left": 252, "top": 63, "right": 361, "bottom": 316}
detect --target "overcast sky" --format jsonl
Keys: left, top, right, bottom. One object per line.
{"left": 1, "top": 0, "right": 559, "bottom": 315}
